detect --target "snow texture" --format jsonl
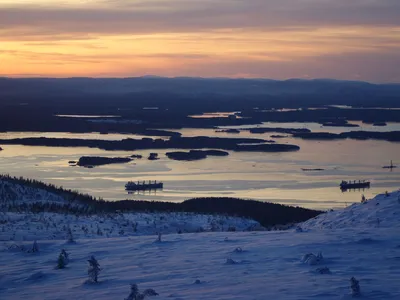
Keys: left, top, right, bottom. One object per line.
{"left": 1, "top": 186, "right": 400, "bottom": 299}
{"left": 301, "top": 190, "right": 400, "bottom": 229}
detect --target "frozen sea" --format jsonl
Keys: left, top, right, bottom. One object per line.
{"left": 0, "top": 122, "right": 399, "bottom": 210}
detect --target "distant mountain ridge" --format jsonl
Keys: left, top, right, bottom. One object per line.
{"left": 1, "top": 77, "right": 399, "bottom": 97}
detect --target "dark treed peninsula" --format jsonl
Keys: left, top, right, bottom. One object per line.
{"left": 0, "top": 136, "right": 301, "bottom": 152}
{"left": 292, "top": 131, "right": 400, "bottom": 142}
{"left": 166, "top": 150, "right": 229, "bottom": 161}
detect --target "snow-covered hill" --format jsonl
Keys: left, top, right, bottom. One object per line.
{"left": 1, "top": 187, "right": 400, "bottom": 299}
{"left": 0, "top": 179, "right": 67, "bottom": 205}
{"left": 302, "top": 190, "right": 400, "bottom": 229}
{"left": 0, "top": 178, "right": 264, "bottom": 241}
{"left": 0, "top": 211, "right": 263, "bottom": 242}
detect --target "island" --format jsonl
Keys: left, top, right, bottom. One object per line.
{"left": 246, "top": 128, "right": 311, "bottom": 134}
{"left": 77, "top": 156, "right": 132, "bottom": 168}
{"left": 234, "top": 143, "right": 300, "bottom": 152}
{"left": 148, "top": 153, "right": 159, "bottom": 160}
{"left": 270, "top": 135, "right": 288, "bottom": 138}
{"left": 292, "top": 131, "right": 400, "bottom": 142}
{"left": 215, "top": 129, "right": 241, "bottom": 134}
{"left": 166, "top": 150, "right": 229, "bottom": 161}
{"left": 319, "top": 121, "right": 359, "bottom": 127}
{"left": 373, "top": 122, "right": 387, "bottom": 127}
{"left": 0, "top": 136, "right": 301, "bottom": 153}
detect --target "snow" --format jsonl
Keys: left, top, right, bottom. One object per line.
{"left": 1, "top": 183, "right": 400, "bottom": 299}
{"left": 301, "top": 189, "right": 400, "bottom": 229}
{"left": 0, "top": 179, "right": 68, "bottom": 205}
{"left": 0, "top": 179, "right": 263, "bottom": 241}
{"left": 0, "top": 212, "right": 262, "bottom": 241}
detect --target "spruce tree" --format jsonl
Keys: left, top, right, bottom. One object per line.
{"left": 87, "top": 256, "right": 101, "bottom": 283}
{"left": 67, "top": 227, "right": 75, "bottom": 243}
{"left": 31, "top": 240, "right": 39, "bottom": 253}
{"left": 125, "top": 283, "right": 158, "bottom": 300}
{"left": 350, "top": 277, "right": 361, "bottom": 297}
{"left": 57, "top": 253, "right": 66, "bottom": 269}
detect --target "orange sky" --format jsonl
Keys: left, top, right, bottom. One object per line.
{"left": 1, "top": 0, "right": 400, "bottom": 82}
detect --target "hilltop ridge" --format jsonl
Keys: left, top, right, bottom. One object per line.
{"left": 301, "top": 190, "right": 400, "bottom": 230}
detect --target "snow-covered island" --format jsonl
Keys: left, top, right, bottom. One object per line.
{"left": 1, "top": 176, "right": 399, "bottom": 299}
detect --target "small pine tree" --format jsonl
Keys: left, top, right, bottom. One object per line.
{"left": 87, "top": 256, "right": 101, "bottom": 283}
{"left": 59, "top": 249, "right": 69, "bottom": 266}
{"left": 350, "top": 277, "right": 361, "bottom": 297}
{"left": 31, "top": 240, "right": 39, "bottom": 253}
{"left": 125, "top": 283, "right": 139, "bottom": 300}
{"left": 57, "top": 253, "right": 66, "bottom": 269}
{"left": 156, "top": 232, "right": 161, "bottom": 243}
{"left": 125, "top": 283, "right": 158, "bottom": 300}
{"left": 67, "top": 227, "right": 75, "bottom": 243}
{"left": 97, "top": 226, "right": 103, "bottom": 236}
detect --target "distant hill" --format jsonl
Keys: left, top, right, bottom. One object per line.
{"left": 0, "top": 77, "right": 399, "bottom": 98}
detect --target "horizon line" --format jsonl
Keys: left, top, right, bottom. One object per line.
{"left": 1, "top": 75, "right": 399, "bottom": 85}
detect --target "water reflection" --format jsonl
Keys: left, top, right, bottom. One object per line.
{"left": 189, "top": 112, "right": 242, "bottom": 119}
{"left": 1, "top": 136, "right": 399, "bottom": 210}
{"left": 55, "top": 114, "right": 121, "bottom": 118}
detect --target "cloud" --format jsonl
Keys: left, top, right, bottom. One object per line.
{"left": 1, "top": 0, "right": 399, "bottom": 82}
{"left": 1, "top": 0, "right": 400, "bottom": 39}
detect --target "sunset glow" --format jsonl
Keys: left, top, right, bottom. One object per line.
{"left": 1, "top": 0, "right": 400, "bottom": 81}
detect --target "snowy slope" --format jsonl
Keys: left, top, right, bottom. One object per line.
{"left": 0, "top": 179, "right": 67, "bottom": 205}
{"left": 0, "top": 211, "right": 262, "bottom": 242}
{"left": 0, "top": 178, "right": 263, "bottom": 241}
{"left": 1, "top": 228, "right": 400, "bottom": 299}
{"left": 301, "top": 190, "right": 400, "bottom": 229}
{"left": 1, "top": 190, "right": 400, "bottom": 299}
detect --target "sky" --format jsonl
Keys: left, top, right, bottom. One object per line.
{"left": 1, "top": 0, "right": 400, "bottom": 82}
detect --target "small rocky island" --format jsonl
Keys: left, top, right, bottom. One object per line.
{"left": 148, "top": 153, "right": 159, "bottom": 160}
{"left": 372, "top": 122, "right": 387, "bottom": 127}
{"left": 247, "top": 128, "right": 311, "bottom": 134}
{"left": 76, "top": 156, "right": 132, "bottom": 168}
{"left": 166, "top": 150, "right": 229, "bottom": 161}
{"left": 270, "top": 135, "right": 288, "bottom": 138}
{"left": 215, "top": 129, "right": 241, "bottom": 134}
{"left": 319, "top": 121, "right": 359, "bottom": 127}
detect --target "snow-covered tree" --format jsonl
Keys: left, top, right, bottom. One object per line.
{"left": 57, "top": 249, "right": 70, "bottom": 268}
{"left": 350, "top": 277, "right": 361, "bottom": 297}
{"left": 57, "top": 253, "right": 66, "bottom": 269}
{"left": 155, "top": 232, "right": 162, "bottom": 243}
{"left": 316, "top": 267, "right": 331, "bottom": 274}
{"left": 125, "top": 283, "right": 158, "bottom": 300}
{"left": 67, "top": 227, "right": 75, "bottom": 243}
{"left": 31, "top": 240, "right": 39, "bottom": 253}
{"left": 302, "top": 252, "right": 323, "bottom": 265}
{"left": 87, "top": 256, "right": 101, "bottom": 283}
{"left": 225, "top": 258, "right": 237, "bottom": 264}
{"left": 234, "top": 247, "right": 243, "bottom": 253}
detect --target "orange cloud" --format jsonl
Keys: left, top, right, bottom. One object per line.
{"left": 1, "top": 1, "right": 399, "bottom": 82}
